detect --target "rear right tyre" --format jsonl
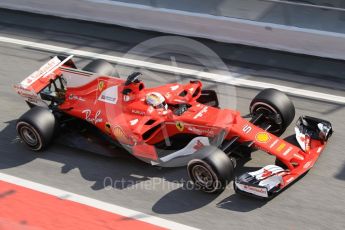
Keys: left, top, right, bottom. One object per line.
{"left": 83, "top": 59, "right": 118, "bottom": 77}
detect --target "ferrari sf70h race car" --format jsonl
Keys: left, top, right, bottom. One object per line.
{"left": 14, "top": 56, "right": 333, "bottom": 199}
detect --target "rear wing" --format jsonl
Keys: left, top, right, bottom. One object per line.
{"left": 14, "top": 55, "right": 73, "bottom": 104}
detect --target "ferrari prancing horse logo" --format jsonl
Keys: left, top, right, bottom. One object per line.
{"left": 176, "top": 121, "right": 184, "bottom": 132}
{"left": 98, "top": 80, "right": 105, "bottom": 91}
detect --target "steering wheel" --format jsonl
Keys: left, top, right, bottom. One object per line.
{"left": 125, "top": 72, "right": 142, "bottom": 86}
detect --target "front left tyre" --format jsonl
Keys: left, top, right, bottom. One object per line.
{"left": 187, "top": 146, "right": 234, "bottom": 193}
{"left": 16, "top": 107, "right": 56, "bottom": 151}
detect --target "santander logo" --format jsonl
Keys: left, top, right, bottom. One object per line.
{"left": 262, "top": 169, "right": 273, "bottom": 178}
{"left": 243, "top": 185, "right": 266, "bottom": 194}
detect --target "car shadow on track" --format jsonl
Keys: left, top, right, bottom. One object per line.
{"left": 1, "top": 118, "right": 219, "bottom": 214}
{"left": 152, "top": 182, "right": 267, "bottom": 214}
{"left": 215, "top": 191, "right": 267, "bottom": 212}
{"left": 0, "top": 120, "right": 227, "bottom": 213}
{"left": 207, "top": 133, "right": 299, "bottom": 213}
{"left": 335, "top": 163, "right": 345, "bottom": 181}
{"left": 214, "top": 134, "right": 300, "bottom": 212}
{"left": 0, "top": 120, "right": 292, "bottom": 214}
{"left": 0, "top": 121, "right": 38, "bottom": 168}
{"left": 152, "top": 186, "right": 221, "bottom": 214}
{"left": 0, "top": 120, "right": 187, "bottom": 190}
{"left": 152, "top": 157, "right": 265, "bottom": 214}
{"left": 214, "top": 158, "right": 268, "bottom": 212}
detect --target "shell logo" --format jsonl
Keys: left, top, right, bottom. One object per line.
{"left": 255, "top": 132, "right": 270, "bottom": 143}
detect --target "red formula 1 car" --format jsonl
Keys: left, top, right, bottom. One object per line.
{"left": 14, "top": 56, "right": 333, "bottom": 199}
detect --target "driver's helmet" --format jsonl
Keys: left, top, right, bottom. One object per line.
{"left": 146, "top": 92, "right": 167, "bottom": 110}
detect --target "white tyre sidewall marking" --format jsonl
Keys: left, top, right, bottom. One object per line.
{"left": 17, "top": 121, "right": 43, "bottom": 151}
{"left": 187, "top": 159, "right": 221, "bottom": 193}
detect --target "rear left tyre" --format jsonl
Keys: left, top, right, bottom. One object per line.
{"left": 16, "top": 107, "right": 56, "bottom": 151}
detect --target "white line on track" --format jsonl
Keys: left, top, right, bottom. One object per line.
{"left": 0, "top": 35, "right": 344, "bottom": 104}
{"left": 0, "top": 172, "right": 199, "bottom": 230}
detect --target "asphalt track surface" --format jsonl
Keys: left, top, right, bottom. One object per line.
{"left": 0, "top": 10, "right": 345, "bottom": 230}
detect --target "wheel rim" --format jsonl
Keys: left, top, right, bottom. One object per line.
{"left": 20, "top": 126, "right": 38, "bottom": 146}
{"left": 254, "top": 105, "right": 282, "bottom": 133}
{"left": 192, "top": 165, "right": 214, "bottom": 188}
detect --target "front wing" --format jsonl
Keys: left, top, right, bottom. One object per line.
{"left": 234, "top": 116, "right": 333, "bottom": 199}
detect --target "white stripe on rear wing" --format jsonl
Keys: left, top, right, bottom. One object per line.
{"left": 14, "top": 55, "right": 74, "bottom": 106}
{"left": 20, "top": 55, "right": 74, "bottom": 89}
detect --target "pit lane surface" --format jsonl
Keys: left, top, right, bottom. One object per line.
{"left": 0, "top": 10, "right": 345, "bottom": 230}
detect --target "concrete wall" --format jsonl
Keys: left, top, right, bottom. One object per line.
{"left": 1, "top": 0, "right": 345, "bottom": 60}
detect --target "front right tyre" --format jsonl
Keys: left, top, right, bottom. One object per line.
{"left": 250, "top": 88, "right": 295, "bottom": 135}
